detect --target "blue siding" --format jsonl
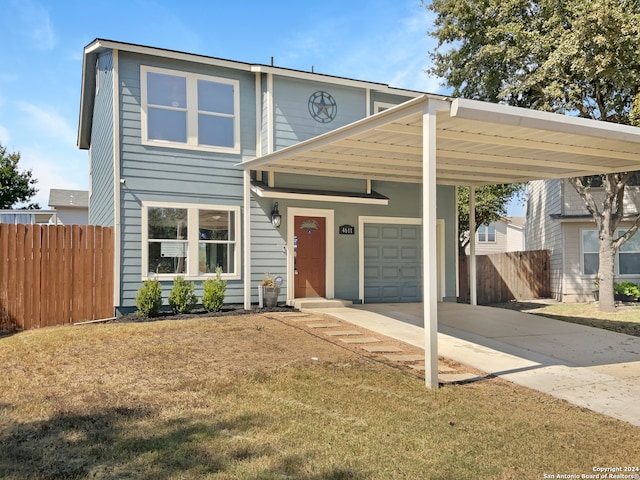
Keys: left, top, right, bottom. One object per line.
{"left": 370, "top": 91, "right": 415, "bottom": 112}
{"left": 116, "top": 52, "right": 257, "bottom": 309}
{"left": 253, "top": 179, "right": 457, "bottom": 303}
{"left": 272, "top": 77, "right": 366, "bottom": 150}
{"left": 88, "top": 51, "right": 115, "bottom": 226}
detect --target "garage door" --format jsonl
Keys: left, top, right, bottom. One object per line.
{"left": 363, "top": 223, "right": 422, "bottom": 303}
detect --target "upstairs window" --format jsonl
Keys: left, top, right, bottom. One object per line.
{"left": 478, "top": 225, "right": 496, "bottom": 243}
{"left": 141, "top": 66, "right": 239, "bottom": 153}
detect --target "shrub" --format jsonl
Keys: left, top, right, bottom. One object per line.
{"left": 202, "top": 266, "right": 227, "bottom": 312}
{"left": 168, "top": 276, "right": 197, "bottom": 314}
{"left": 135, "top": 279, "right": 163, "bottom": 317}
{"left": 613, "top": 280, "right": 640, "bottom": 299}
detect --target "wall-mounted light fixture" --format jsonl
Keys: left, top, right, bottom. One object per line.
{"left": 270, "top": 202, "right": 281, "bottom": 228}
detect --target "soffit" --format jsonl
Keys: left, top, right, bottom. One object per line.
{"left": 240, "top": 96, "right": 640, "bottom": 186}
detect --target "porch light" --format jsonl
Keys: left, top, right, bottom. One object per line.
{"left": 271, "top": 202, "right": 281, "bottom": 228}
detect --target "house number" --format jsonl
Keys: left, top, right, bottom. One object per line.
{"left": 339, "top": 225, "right": 355, "bottom": 235}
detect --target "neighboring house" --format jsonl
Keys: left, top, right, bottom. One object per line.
{"left": 526, "top": 179, "right": 640, "bottom": 302}
{"left": 466, "top": 217, "right": 525, "bottom": 255}
{"left": 0, "top": 210, "right": 56, "bottom": 224}
{"left": 48, "top": 189, "right": 89, "bottom": 225}
{"left": 76, "top": 39, "right": 640, "bottom": 322}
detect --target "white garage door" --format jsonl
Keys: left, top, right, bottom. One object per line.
{"left": 363, "top": 223, "right": 422, "bottom": 303}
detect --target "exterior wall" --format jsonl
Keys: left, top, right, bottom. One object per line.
{"left": 272, "top": 76, "right": 365, "bottom": 150}
{"left": 370, "top": 91, "right": 415, "bottom": 113}
{"left": 563, "top": 179, "right": 640, "bottom": 216}
{"left": 115, "top": 52, "right": 257, "bottom": 311}
{"left": 525, "top": 179, "right": 564, "bottom": 299}
{"left": 468, "top": 220, "right": 508, "bottom": 255}
{"left": 252, "top": 177, "right": 457, "bottom": 303}
{"left": 88, "top": 51, "right": 115, "bottom": 227}
{"left": 562, "top": 221, "right": 640, "bottom": 302}
{"left": 506, "top": 224, "right": 524, "bottom": 251}
{"left": 54, "top": 207, "right": 89, "bottom": 225}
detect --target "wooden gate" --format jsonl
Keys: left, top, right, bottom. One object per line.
{"left": 0, "top": 224, "right": 114, "bottom": 331}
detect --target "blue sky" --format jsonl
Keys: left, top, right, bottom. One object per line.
{"left": 0, "top": 0, "right": 525, "bottom": 215}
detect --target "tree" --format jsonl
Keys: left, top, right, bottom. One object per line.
{"left": 427, "top": 0, "right": 640, "bottom": 311}
{"left": 458, "top": 183, "right": 525, "bottom": 255}
{"left": 0, "top": 144, "right": 39, "bottom": 209}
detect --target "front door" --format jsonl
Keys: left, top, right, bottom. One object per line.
{"left": 294, "top": 216, "right": 326, "bottom": 297}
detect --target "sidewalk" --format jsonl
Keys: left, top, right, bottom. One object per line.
{"left": 303, "top": 302, "right": 640, "bottom": 426}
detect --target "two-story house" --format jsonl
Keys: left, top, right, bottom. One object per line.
{"left": 526, "top": 178, "right": 640, "bottom": 302}
{"left": 77, "top": 39, "right": 462, "bottom": 314}
{"left": 466, "top": 217, "right": 525, "bottom": 255}
{"left": 77, "top": 39, "right": 640, "bottom": 318}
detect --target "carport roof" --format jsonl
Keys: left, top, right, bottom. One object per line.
{"left": 240, "top": 95, "right": 640, "bottom": 186}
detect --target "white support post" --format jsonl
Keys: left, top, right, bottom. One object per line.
{"left": 422, "top": 101, "right": 439, "bottom": 389}
{"left": 243, "top": 170, "right": 252, "bottom": 310}
{"left": 469, "top": 186, "right": 477, "bottom": 306}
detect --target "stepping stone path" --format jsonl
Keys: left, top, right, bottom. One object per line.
{"left": 268, "top": 312, "right": 477, "bottom": 384}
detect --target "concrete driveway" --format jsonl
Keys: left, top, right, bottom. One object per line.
{"left": 304, "top": 301, "right": 640, "bottom": 426}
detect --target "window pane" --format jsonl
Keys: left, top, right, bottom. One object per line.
{"left": 198, "top": 114, "right": 234, "bottom": 147}
{"left": 199, "top": 210, "right": 233, "bottom": 240}
{"left": 148, "top": 108, "right": 187, "bottom": 143}
{"left": 487, "top": 226, "right": 496, "bottom": 242}
{"left": 147, "top": 72, "right": 186, "bottom": 108}
{"left": 199, "top": 243, "right": 233, "bottom": 274}
{"left": 148, "top": 241, "right": 187, "bottom": 274}
{"left": 619, "top": 253, "right": 640, "bottom": 274}
{"left": 584, "top": 253, "right": 599, "bottom": 275}
{"left": 148, "top": 208, "right": 188, "bottom": 239}
{"left": 198, "top": 80, "right": 234, "bottom": 114}
{"left": 478, "top": 225, "right": 486, "bottom": 242}
{"left": 582, "top": 230, "right": 599, "bottom": 253}
{"left": 619, "top": 231, "right": 640, "bottom": 252}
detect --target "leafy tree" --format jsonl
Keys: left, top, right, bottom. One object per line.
{"left": 458, "top": 183, "right": 525, "bottom": 255}
{"left": 427, "top": 0, "right": 640, "bottom": 311}
{"left": 0, "top": 144, "right": 39, "bottom": 209}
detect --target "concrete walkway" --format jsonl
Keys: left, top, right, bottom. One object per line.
{"left": 302, "top": 302, "right": 640, "bottom": 426}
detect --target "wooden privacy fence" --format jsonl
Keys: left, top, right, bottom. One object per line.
{"left": 458, "top": 250, "right": 550, "bottom": 305}
{"left": 0, "top": 224, "right": 114, "bottom": 331}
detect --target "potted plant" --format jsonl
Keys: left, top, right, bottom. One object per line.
{"left": 259, "top": 273, "right": 280, "bottom": 307}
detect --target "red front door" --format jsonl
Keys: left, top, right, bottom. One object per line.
{"left": 294, "top": 216, "right": 326, "bottom": 298}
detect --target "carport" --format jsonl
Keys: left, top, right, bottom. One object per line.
{"left": 240, "top": 94, "right": 640, "bottom": 388}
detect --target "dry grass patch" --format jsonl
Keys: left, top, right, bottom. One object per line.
{"left": 496, "top": 301, "right": 640, "bottom": 337}
{"left": 1, "top": 315, "right": 639, "bottom": 479}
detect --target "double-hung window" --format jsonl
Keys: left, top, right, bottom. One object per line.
{"left": 143, "top": 203, "right": 240, "bottom": 280}
{"left": 478, "top": 225, "right": 496, "bottom": 243}
{"left": 140, "top": 66, "right": 240, "bottom": 153}
{"left": 582, "top": 228, "right": 640, "bottom": 276}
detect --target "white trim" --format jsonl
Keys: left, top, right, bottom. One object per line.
{"left": 365, "top": 89, "right": 371, "bottom": 117}
{"left": 358, "top": 216, "right": 445, "bottom": 304}
{"left": 255, "top": 72, "right": 262, "bottom": 158}
{"left": 580, "top": 227, "right": 599, "bottom": 277}
{"left": 250, "top": 184, "right": 388, "bottom": 205}
{"left": 454, "top": 187, "right": 459, "bottom": 298}
{"left": 243, "top": 171, "right": 252, "bottom": 309}
{"left": 140, "top": 65, "right": 240, "bottom": 154}
{"left": 112, "top": 49, "right": 121, "bottom": 310}
{"left": 287, "top": 207, "right": 335, "bottom": 301}
{"left": 141, "top": 201, "right": 241, "bottom": 281}
{"left": 267, "top": 73, "right": 274, "bottom": 154}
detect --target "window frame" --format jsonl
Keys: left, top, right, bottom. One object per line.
{"left": 581, "top": 228, "right": 640, "bottom": 277}
{"left": 140, "top": 65, "right": 240, "bottom": 154}
{"left": 141, "top": 201, "right": 241, "bottom": 281}
{"left": 477, "top": 224, "right": 496, "bottom": 243}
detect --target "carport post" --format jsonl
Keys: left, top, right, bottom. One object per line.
{"left": 243, "top": 170, "right": 252, "bottom": 310}
{"left": 469, "top": 186, "right": 477, "bottom": 306}
{"left": 422, "top": 100, "right": 439, "bottom": 389}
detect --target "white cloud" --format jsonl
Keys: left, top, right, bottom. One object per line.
{"left": 0, "top": 125, "right": 10, "bottom": 145}
{"left": 16, "top": 102, "right": 77, "bottom": 146}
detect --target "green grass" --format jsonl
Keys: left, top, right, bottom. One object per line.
{"left": 1, "top": 315, "right": 639, "bottom": 479}
{"left": 501, "top": 301, "right": 640, "bottom": 337}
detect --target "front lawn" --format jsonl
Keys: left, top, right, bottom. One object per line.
{"left": 1, "top": 315, "right": 638, "bottom": 479}
{"left": 495, "top": 301, "right": 640, "bottom": 337}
